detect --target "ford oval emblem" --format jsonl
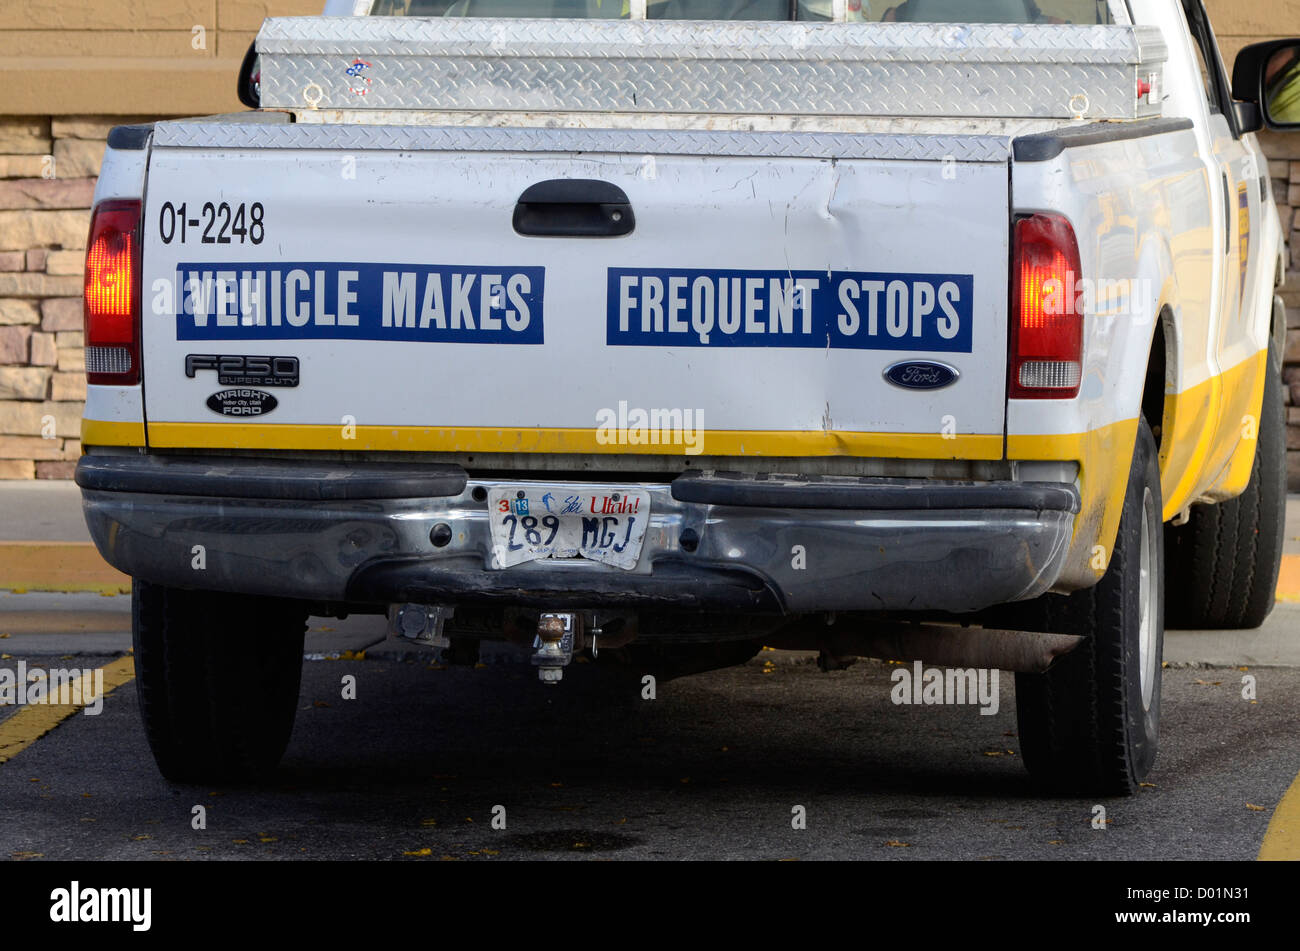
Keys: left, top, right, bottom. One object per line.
{"left": 883, "top": 360, "right": 960, "bottom": 391}
{"left": 206, "top": 388, "right": 278, "bottom": 417}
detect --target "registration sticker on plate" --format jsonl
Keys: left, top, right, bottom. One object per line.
{"left": 487, "top": 487, "right": 651, "bottom": 571}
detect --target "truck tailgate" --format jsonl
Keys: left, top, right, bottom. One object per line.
{"left": 141, "top": 132, "right": 1009, "bottom": 457}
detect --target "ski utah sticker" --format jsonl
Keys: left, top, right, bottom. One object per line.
{"left": 608, "top": 268, "right": 973, "bottom": 352}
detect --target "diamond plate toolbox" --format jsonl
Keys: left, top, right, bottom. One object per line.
{"left": 256, "top": 17, "right": 1166, "bottom": 120}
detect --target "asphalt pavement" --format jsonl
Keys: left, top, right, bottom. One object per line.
{"left": 0, "top": 646, "right": 1294, "bottom": 861}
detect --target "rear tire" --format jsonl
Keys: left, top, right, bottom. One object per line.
{"left": 1014, "top": 419, "right": 1164, "bottom": 796}
{"left": 1163, "top": 340, "right": 1287, "bottom": 630}
{"left": 132, "top": 580, "right": 307, "bottom": 783}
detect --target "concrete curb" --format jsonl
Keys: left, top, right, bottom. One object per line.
{"left": 0, "top": 542, "right": 129, "bottom": 594}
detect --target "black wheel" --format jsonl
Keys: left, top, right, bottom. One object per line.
{"left": 132, "top": 580, "right": 307, "bottom": 783}
{"left": 1164, "top": 340, "right": 1287, "bottom": 630}
{"left": 1015, "top": 418, "right": 1164, "bottom": 796}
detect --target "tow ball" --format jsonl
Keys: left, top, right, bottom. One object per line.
{"left": 533, "top": 612, "right": 577, "bottom": 684}
{"left": 532, "top": 612, "right": 602, "bottom": 685}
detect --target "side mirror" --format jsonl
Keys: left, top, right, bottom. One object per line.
{"left": 1233, "top": 39, "right": 1300, "bottom": 131}
{"left": 237, "top": 41, "right": 261, "bottom": 109}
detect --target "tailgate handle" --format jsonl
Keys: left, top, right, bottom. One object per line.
{"left": 513, "top": 179, "right": 635, "bottom": 238}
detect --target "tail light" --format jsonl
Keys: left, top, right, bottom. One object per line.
{"left": 83, "top": 199, "right": 141, "bottom": 386}
{"left": 1010, "top": 213, "right": 1083, "bottom": 399}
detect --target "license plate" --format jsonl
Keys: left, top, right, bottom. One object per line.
{"left": 487, "top": 487, "right": 650, "bottom": 571}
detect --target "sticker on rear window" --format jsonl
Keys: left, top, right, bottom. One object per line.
{"left": 173, "top": 263, "right": 544, "bottom": 344}
{"left": 607, "top": 268, "right": 973, "bottom": 353}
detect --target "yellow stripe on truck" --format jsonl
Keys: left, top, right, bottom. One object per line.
{"left": 1006, "top": 348, "right": 1271, "bottom": 582}
{"left": 1008, "top": 418, "right": 1140, "bottom": 583}
{"left": 1159, "top": 348, "right": 1268, "bottom": 517}
{"left": 81, "top": 419, "right": 146, "bottom": 447}
{"left": 141, "top": 423, "right": 1006, "bottom": 459}
{"left": 1158, "top": 367, "right": 1220, "bottom": 521}
{"left": 1198, "top": 347, "right": 1270, "bottom": 503}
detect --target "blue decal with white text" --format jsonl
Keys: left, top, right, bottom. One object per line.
{"left": 174, "top": 263, "right": 544, "bottom": 344}
{"left": 607, "top": 268, "right": 973, "bottom": 352}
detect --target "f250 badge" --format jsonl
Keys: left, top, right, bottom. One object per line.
{"left": 207, "top": 389, "right": 278, "bottom": 417}
{"left": 185, "top": 354, "right": 299, "bottom": 387}
{"left": 883, "top": 360, "right": 960, "bottom": 390}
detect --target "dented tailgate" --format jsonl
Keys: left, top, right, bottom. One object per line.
{"left": 140, "top": 125, "right": 1010, "bottom": 457}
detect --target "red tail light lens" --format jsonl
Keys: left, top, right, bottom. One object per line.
{"left": 83, "top": 199, "right": 141, "bottom": 386}
{"left": 1011, "top": 213, "right": 1083, "bottom": 399}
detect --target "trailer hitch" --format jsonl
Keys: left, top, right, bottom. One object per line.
{"left": 532, "top": 612, "right": 580, "bottom": 685}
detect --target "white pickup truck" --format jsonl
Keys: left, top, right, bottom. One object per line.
{"left": 78, "top": 0, "right": 1293, "bottom": 794}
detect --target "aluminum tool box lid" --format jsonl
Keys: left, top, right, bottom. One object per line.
{"left": 255, "top": 17, "right": 1167, "bottom": 120}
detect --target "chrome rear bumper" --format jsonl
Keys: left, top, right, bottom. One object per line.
{"left": 78, "top": 454, "right": 1079, "bottom": 615}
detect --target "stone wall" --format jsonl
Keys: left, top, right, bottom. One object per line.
{"left": 0, "top": 116, "right": 124, "bottom": 479}
{"left": 0, "top": 0, "right": 319, "bottom": 478}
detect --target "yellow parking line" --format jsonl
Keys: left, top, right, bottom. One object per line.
{"left": 1259, "top": 766, "right": 1300, "bottom": 860}
{"left": 1278, "top": 554, "right": 1300, "bottom": 603}
{"left": 0, "top": 656, "right": 135, "bottom": 765}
